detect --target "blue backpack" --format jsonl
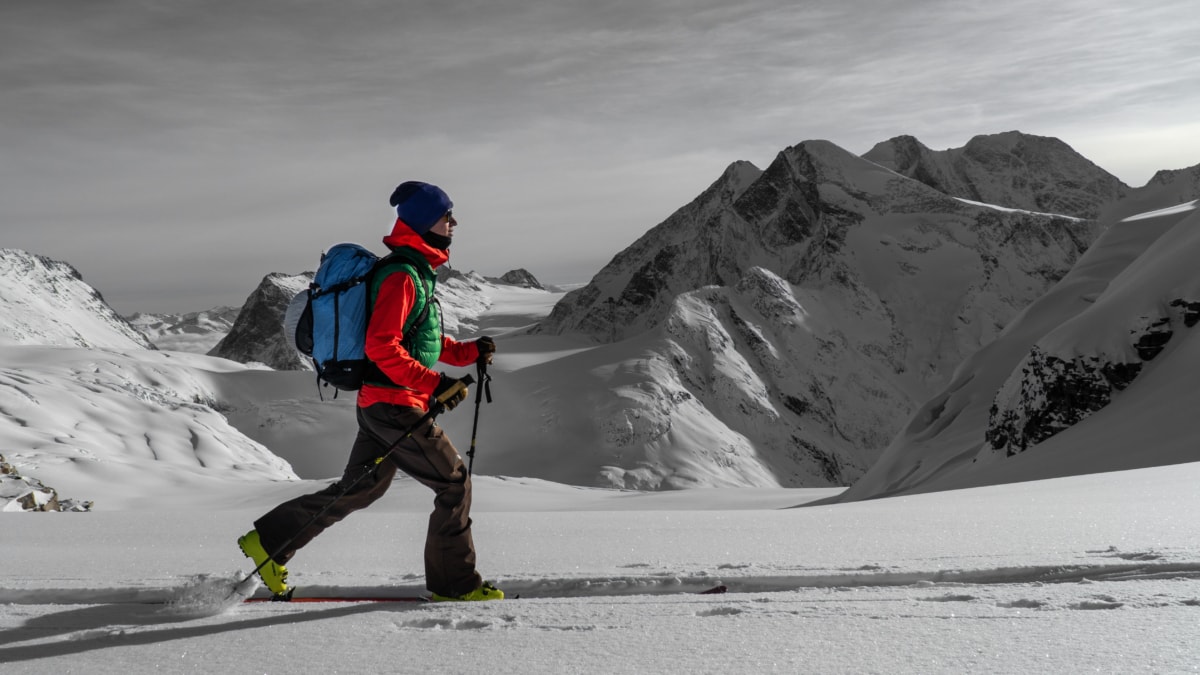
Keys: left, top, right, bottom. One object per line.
{"left": 284, "top": 243, "right": 434, "bottom": 394}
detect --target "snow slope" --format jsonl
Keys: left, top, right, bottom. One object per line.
{"left": 0, "top": 346, "right": 296, "bottom": 508}
{"left": 842, "top": 200, "right": 1200, "bottom": 500}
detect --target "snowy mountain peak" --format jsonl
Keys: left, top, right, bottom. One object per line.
{"left": 789, "top": 138, "right": 893, "bottom": 179}
{"left": 496, "top": 269, "right": 545, "bottom": 290}
{"left": 529, "top": 135, "right": 1107, "bottom": 487}
{"left": 858, "top": 134, "right": 932, "bottom": 172}
{"left": 0, "top": 248, "right": 154, "bottom": 350}
{"left": 722, "top": 159, "right": 764, "bottom": 190}
{"left": 864, "top": 131, "right": 1128, "bottom": 219}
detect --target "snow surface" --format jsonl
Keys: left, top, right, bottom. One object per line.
{"left": 2, "top": 265, "right": 1200, "bottom": 673}
{"left": 2, "top": 465, "right": 1199, "bottom": 673}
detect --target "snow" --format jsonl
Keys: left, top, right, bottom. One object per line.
{"left": 843, "top": 199, "right": 1200, "bottom": 500}
{"left": 2, "top": 466, "right": 1199, "bottom": 673}
{"left": 1120, "top": 199, "right": 1198, "bottom": 222}
{"left": 0, "top": 250, "right": 152, "bottom": 351}
{"left": 953, "top": 197, "right": 1087, "bottom": 221}
{"left": 1037, "top": 202, "right": 1200, "bottom": 358}
{"left": 126, "top": 307, "right": 241, "bottom": 355}
{"left": 2, "top": 256, "right": 1200, "bottom": 673}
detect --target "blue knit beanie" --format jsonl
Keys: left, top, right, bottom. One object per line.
{"left": 389, "top": 181, "right": 453, "bottom": 234}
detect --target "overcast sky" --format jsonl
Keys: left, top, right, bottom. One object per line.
{"left": 3, "top": 0, "right": 1199, "bottom": 314}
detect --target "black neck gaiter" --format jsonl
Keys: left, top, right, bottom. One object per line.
{"left": 422, "top": 231, "right": 452, "bottom": 250}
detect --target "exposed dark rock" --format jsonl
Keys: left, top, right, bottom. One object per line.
{"left": 791, "top": 437, "right": 846, "bottom": 484}
{"left": 497, "top": 269, "right": 544, "bottom": 289}
{"left": 987, "top": 299, "right": 1198, "bottom": 457}
{"left": 986, "top": 348, "right": 1121, "bottom": 456}
{"left": 782, "top": 395, "right": 811, "bottom": 416}
{"left": 437, "top": 266, "right": 469, "bottom": 283}
{"left": 621, "top": 245, "right": 682, "bottom": 309}
{"left": 1169, "top": 299, "right": 1200, "bottom": 327}
{"left": 1132, "top": 318, "right": 1173, "bottom": 360}
{"left": 208, "top": 272, "right": 313, "bottom": 370}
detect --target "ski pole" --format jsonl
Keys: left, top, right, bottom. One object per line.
{"left": 236, "top": 375, "right": 474, "bottom": 599}
{"left": 466, "top": 360, "right": 491, "bottom": 476}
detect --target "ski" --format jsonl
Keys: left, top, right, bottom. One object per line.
{"left": 244, "top": 584, "right": 727, "bottom": 604}
{"left": 244, "top": 595, "right": 429, "bottom": 604}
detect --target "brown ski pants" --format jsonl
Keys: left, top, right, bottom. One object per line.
{"left": 253, "top": 403, "right": 482, "bottom": 597}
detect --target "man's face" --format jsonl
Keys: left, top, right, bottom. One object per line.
{"left": 430, "top": 211, "right": 456, "bottom": 239}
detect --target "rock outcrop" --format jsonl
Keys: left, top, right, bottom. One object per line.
{"left": 1, "top": 454, "right": 92, "bottom": 512}
{"left": 986, "top": 297, "right": 1200, "bottom": 457}
{"left": 208, "top": 272, "right": 313, "bottom": 370}
{"left": 497, "top": 269, "right": 545, "bottom": 290}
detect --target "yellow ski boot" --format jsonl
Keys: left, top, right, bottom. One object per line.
{"left": 237, "top": 529, "right": 290, "bottom": 597}
{"left": 430, "top": 581, "right": 505, "bottom": 602}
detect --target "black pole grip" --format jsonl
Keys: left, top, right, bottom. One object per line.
{"left": 434, "top": 373, "right": 475, "bottom": 405}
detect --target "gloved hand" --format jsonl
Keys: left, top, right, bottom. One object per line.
{"left": 432, "top": 374, "right": 470, "bottom": 411}
{"left": 475, "top": 336, "right": 496, "bottom": 365}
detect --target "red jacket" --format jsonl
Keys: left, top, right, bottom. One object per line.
{"left": 358, "top": 219, "right": 481, "bottom": 411}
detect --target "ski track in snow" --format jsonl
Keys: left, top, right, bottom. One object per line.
{"left": 4, "top": 558, "right": 1198, "bottom": 608}
{"left": 1, "top": 565, "right": 1197, "bottom": 672}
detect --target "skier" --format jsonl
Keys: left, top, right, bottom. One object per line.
{"left": 238, "top": 181, "right": 503, "bottom": 602}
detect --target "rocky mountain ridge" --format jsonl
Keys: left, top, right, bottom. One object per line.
{"left": 862, "top": 131, "right": 1130, "bottom": 219}
{"left": 532, "top": 133, "right": 1116, "bottom": 486}
{"left": 0, "top": 249, "right": 154, "bottom": 350}
{"left": 208, "top": 272, "right": 313, "bottom": 370}
{"left": 4, "top": 131, "right": 1198, "bottom": 493}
